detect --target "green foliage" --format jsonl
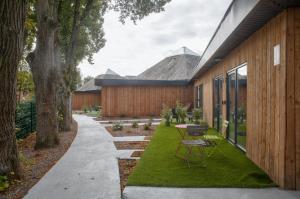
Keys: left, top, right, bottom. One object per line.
{"left": 112, "top": 122, "right": 123, "bottom": 131}
{"left": 17, "top": 67, "right": 35, "bottom": 101}
{"left": 110, "top": 0, "right": 172, "bottom": 24}
{"left": 0, "top": 175, "right": 9, "bottom": 192}
{"left": 132, "top": 121, "right": 139, "bottom": 128}
{"left": 82, "top": 105, "right": 89, "bottom": 113}
{"left": 161, "top": 104, "right": 172, "bottom": 126}
{"left": 175, "top": 101, "right": 187, "bottom": 123}
{"left": 192, "top": 108, "right": 202, "bottom": 124}
{"left": 143, "top": 123, "right": 150, "bottom": 130}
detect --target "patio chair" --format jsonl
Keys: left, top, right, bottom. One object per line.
{"left": 203, "top": 120, "right": 229, "bottom": 157}
{"left": 177, "top": 125, "right": 209, "bottom": 167}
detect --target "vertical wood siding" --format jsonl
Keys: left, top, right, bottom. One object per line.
{"left": 72, "top": 92, "right": 101, "bottom": 110}
{"left": 193, "top": 8, "right": 300, "bottom": 189}
{"left": 101, "top": 85, "right": 193, "bottom": 117}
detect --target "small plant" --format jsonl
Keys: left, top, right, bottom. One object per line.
{"left": 161, "top": 104, "right": 172, "bottom": 126}
{"left": 112, "top": 122, "right": 123, "bottom": 131}
{"left": 132, "top": 121, "right": 139, "bottom": 128}
{"left": 143, "top": 123, "right": 150, "bottom": 130}
{"left": 0, "top": 175, "right": 9, "bottom": 192}
{"left": 82, "top": 105, "right": 89, "bottom": 113}
{"left": 175, "top": 101, "right": 187, "bottom": 123}
{"left": 147, "top": 118, "right": 153, "bottom": 127}
{"left": 192, "top": 108, "right": 202, "bottom": 124}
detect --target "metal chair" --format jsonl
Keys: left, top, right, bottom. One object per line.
{"left": 203, "top": 120, "right": 229, "bottom": 157}
{"left": 176, "top": 125, "right": 209, "bottom": 167}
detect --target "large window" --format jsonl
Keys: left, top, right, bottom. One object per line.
{"left": 195, "top": 84, "right": 203, "bottom": 110}
{"left": 226, "top": 63, "right": 247, "bottom": 150}
{"left": 213, "top": 76, "right": 223, "bottom": 132}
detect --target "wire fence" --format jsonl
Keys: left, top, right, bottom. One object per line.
{"left": 15, "top": 100, "right": 36, "bottom": 139}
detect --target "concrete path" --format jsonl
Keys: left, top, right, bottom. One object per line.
{"left": 123, "top": 186, "right": 300, "bottom": 199}
{"left": 25, "top": 114, "right": 121, "bottom": 199}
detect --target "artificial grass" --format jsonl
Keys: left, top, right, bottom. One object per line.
{"left": 127, "top": 124, "right": 276, "bottom": 188}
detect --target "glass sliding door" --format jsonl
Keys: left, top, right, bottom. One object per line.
{"left": 213, "top": 76, "right": 223, "bottom": 132}
{"left": 236, "top": 66, "right": 247, "bottom": 148}
{"left": 227, "top": 72, "right": 236, "bottom": 142}
{"left": 226, "top": 63, "right": 247, "bottom": 150}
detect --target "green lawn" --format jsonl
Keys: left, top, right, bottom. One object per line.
{"left": 127, "top": 124, "right": 276, "bottom": 188}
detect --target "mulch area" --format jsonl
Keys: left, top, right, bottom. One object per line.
{"left": 118, "top": 159, "right": 138, "bottom": 192}
{"left": 130, "top": 151, "right": 144, "bottom": 158}
{"left": 114, "top": 141, "right": 149, "bottom": 150}
{"left": 1, "top": 122, "right": 78, "bottom": 199}
{"left": 106, "top": 126, "right": 155, "bottom": 137}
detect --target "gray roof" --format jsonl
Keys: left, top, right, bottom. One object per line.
{"left": 94, "top": 47, "right": 200, "bottom": 86}
{"left": 76, "top": 78, "right": 101, "bottom": 92}
{"left": 95, "top": 69, "right": 125, "bottom": 80}
{"left": 137, "top": 53, "right": 200, "bottom": 81}
{"left": 191, "top": 0, "right": 300, "bottom": 80}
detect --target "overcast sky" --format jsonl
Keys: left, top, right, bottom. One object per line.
{"left": 78, "top": 0, "right": 232, "bottom": 78}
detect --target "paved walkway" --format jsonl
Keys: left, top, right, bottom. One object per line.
{"left": 123, "top": 186, "right": 300, "bottom": 199}
{"left": 24, "top": 114, "right": 300, "bottom": 199}
{"left": 24, "top": 114, "right": 121, "bottom": 199}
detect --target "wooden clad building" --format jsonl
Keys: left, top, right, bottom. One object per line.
{"left": 191, "top": 1, "right": 300, "bottom": 189}
{"left": 72, "top": 78, "right": 101, "bottom": 110}
{"left": 78, "top": 0, "right": 300, "bottom": 190}
{"left": 96, "top": 49, "right": 200, "bottom": 117}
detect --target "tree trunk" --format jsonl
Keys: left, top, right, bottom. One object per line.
{"left": 27, "top": 0, "right": 60, "bottom": 148}
{"left": 58, "top": 90, "right": 72, "bottom": 131}
{"left": 0, "top": 0, "right": 26, "bottom": 176}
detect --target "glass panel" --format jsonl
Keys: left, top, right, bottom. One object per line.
{"left": 237, "top": 65, "right": 247, "bottom": 148}
{"left": 218, "top": 78, "right": 223, "bottom": 131}
{"left": 227, "top": 73, "right": 236, "bottom": 142}
{"left": 213, "top": 79, "right": 219, "bottom": 130}
{"left": 199, "top": 85, "right": 203, "bottom": 111}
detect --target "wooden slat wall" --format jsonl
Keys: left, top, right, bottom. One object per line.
{"left": 193, "top": 8, "right": 300, "bottom": 189}
{"left": 72, "top": 92, "right": 101, "bottom": 110}
{"left": 101, "top": 85, "right": 193, "bottom": 117}
{"left": 286, "top": 7, "right": 300, "bottom": 190}
{"left": 294, "top": 7, "right": 300, "bottom": 190}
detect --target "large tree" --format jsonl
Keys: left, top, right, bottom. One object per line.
{"left": 26, "top": 0, "right": 61, "bottom": 148}
{"left": 27, "top": 0, "right": 171, "bottom": 147}
{"left": 0, "top": 0, "right": 27, "bottom": 175}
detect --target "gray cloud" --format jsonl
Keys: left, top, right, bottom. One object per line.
{"left": 79, "top": 0, "right": 231, "bottom": 77}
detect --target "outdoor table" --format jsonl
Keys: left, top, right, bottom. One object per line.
{"left": 175, "top": 124, "right": 208, "bottom": 164}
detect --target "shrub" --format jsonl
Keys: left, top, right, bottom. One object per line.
{"left": 161, "top": 104, "right": 172, "bottom": 126}
{"left": 112, "top": 122, "right": 123, "bottom": 131}
{"left": 175, "top": 101, "right": 187, "bottom": 123}
{"left": 132, "top": 121, "right": 139, "bottom": 128}
{"left": 192, "top": 108, "right": 202, "bottom": 124}
{"left": 143, "top": 123, "right": 150, "bottom": 130}
{"left": 0, "top": 175, "right": 9, "bottom": 192}
{"left": 147, "top": 118, "right": 153, "bottom": 127}
{"left": 82, "top": 105, "right": 89, "bottom": 113}
{"left": 93, "top": 105, "right": 101, "bottom": 111}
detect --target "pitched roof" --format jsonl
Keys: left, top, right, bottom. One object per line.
{"left": 94, "top": 47, "right": 200, "bottom": 86}
{"left": 137, "top": 53, "right": 200, "bottom": 81}
{"left": 76, "top": 78, "right": 101, "bottom": 92}
{"left": 95, "top": 69, "right": 124, "bottom": 80}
